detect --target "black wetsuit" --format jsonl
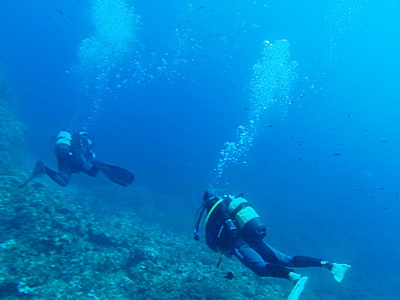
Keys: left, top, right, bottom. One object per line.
{"left": 45, "top": 132, "right": 98, "bottom": 187}
{"left": 205, "top": 196, "right": 326, "bottom": 279}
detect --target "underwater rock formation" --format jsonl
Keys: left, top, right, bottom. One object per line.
{"left": 0, "top": 70, "right": 286, "bottom": 299}
{"left": 0, "top": 70, "right": 25, "bottom": 173}
{"left": 0, "top": 176, "right": 287, "bottom": 299}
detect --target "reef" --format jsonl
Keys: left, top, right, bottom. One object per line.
{"left": 0, "top": 177, "right": 288, "bottom": 300}
{"left": 0, "top": 72, "right": 288, "bottom": 299}
{"left": 0, "top": 70, "right": 25, "bottom": 173}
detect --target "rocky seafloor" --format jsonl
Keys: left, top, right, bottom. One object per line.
{"left": 0, "top": 71, "right": 295, "bottom": 300}
{"left": 0, "top": 173, "right": 294, "bottom": 300}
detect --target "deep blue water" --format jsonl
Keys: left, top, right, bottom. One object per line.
{"left": 1, "top": 0, "right": 400, "bottom": 299}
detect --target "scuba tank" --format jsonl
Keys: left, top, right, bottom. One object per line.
{"left": 225, "top": 195, "right": 267, "bottom": 242}
{"left": 53, "top": 130, "right": 72, "bottom": 155}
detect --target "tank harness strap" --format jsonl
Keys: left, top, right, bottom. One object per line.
{"left": 205, "top": 199, "right": 224, "bottom": 225}
{"left": 216, "top": 249, "right": 224, "bottom": 268}
{"left": 216, "top": 249, "right": 235, "bottom": 280}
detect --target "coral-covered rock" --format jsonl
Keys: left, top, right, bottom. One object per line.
{"left": 0, "top": 173, "right": 286, "bottom": 299}
{"left": 0, "top": 68, "right": 286, "bottom": 300}
{"left": 0, "top": 70, "right": 25, "bottom": 172}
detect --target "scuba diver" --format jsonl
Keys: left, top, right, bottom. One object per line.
{"left": 194, "top": 191, "right": 351, "bottom": 300}
{"left": 20, "top": 129, "right": 135, "bottom": 188}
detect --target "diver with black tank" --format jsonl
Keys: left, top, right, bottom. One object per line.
{"left": 194, "top": 191, "right": 351, "bottom": 300}
{"left": 20, "top": 129, "right": 135, "bottom": 188}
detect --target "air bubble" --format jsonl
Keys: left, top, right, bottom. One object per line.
{"left": 210, "top": 40, "right": 298, "bottom": 186}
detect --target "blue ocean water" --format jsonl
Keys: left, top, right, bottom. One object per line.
{"left": 1, "top": 0, "right": 399, "bottom": 299}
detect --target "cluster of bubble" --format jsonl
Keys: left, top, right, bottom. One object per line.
{"left": 70, "top": 0, "right": 139, "bottom": 126}
{"left": 326, "top": 0, "right": 362, "bottom": 64}
{"left": 77, "top": 0, "right": 138, "bottom": 80}
{"left": 211, "top": 39, "right": 298, "bottom": 185}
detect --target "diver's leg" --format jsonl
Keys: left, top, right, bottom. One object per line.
{"left": 233, "top": 238, "right": 309, "bottom": 299}
{"left": 44, "top": 167, "right": 70, "bottom": 187}
{"left": 232, "top": 238, "right": 293, "bottom": 279}
{"left": 251, "top": 240, "right": 323, "bottom": 267}
{"left": 251, "top": 241, "right": 351, "bottom": 282}
{"left": 292, "top": 256, "right": 351, "bottom": 282}
{"left": 249, "top": 240, "right": 295, "bottom": 265}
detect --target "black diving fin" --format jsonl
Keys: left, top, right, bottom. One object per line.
{"left": 19, "top": 161, "right": 46, "bottom": 188}
{"left": 93, "top": 161, "right": 135, "bottom": 186}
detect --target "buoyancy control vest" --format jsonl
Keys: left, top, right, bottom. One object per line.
{"left": 204, "top": 198, "right": 235, "bottom": 252}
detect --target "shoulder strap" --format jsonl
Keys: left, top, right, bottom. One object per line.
{"left": 205, "top": 199, "right": 224, "bottom": 225}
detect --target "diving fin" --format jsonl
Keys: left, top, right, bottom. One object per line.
{"left": 93, "top": 161, "right": 134, "bottom": 186}
{"left": 287, "top": 276, "right": 308, "bottom": 300}
{"left": 331, "top": 263, "right": 351, "bottom": 282}
{"left": 19, "top": 161, "right": 46, "bottom": 188}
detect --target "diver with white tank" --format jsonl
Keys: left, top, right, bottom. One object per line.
{"left": 20, "top": 129, "right": 134, "bottom": 188}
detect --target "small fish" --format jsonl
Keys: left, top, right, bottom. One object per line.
{"left": 50, "top": 2, "right": 64, "bottom": 15}
{"left": 333, "top": 153, "right": 341, "bottom": 157}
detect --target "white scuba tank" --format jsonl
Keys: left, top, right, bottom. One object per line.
{"left": 54, "top": 130, "right": 72, "bottom": 154}
{"left": 226, "top": 195, "right": 267, "bottom": 241}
